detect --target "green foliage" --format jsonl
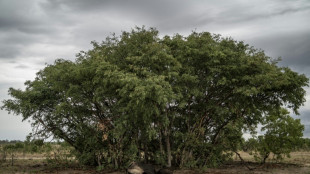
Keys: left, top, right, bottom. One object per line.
{"left": 1, "top": 27, "right": 308, "bottom": 168}
{"left": 45, "top": 142, "right": 75, "bottom": 168}
{"left": 32, "top": 139, "right": 44, "bottom": 147}
{"left": 297, "top": 138, "right": 310, "bottom": 150}
{"left": 2, "top": 142, "right": 25, "bottom": 166}
{"left": 243, "top": 108, "right": 304, "bottom": 163}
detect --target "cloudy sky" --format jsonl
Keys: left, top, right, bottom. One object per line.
{"left": 0, "top": 0, "right": 310, "bottom": 140}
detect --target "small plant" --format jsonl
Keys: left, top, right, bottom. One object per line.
{"left": 3, "top": 143, "right": 24, "bottom": 166}
{"left": 0, "top": 147, "right": 7, "bottom": 163}
{"left": 45, "top": 142, "right": 75, "bottom": 169}
{"left": 242, "top": 109, "right": 304, "bottom": 164}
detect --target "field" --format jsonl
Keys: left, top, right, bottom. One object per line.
{"left": 1, "top": 151, "right": 310, "bottom": 174}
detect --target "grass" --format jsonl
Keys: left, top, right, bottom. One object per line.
{"left": 0, "top": 159, "right": 46, "bottom": 174}
{"left": 0, "top": 158, "right": 94, "bottom": 174}
{"left": 0, "top": 151, "right": 310, "bottom": 174}
{"left": 235, "top": 151, "right": 310, "bottom": 166}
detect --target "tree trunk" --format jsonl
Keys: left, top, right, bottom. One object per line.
{"left": 11, "top": 153, "right": 14, "bottom": 166}
{"left": 144, "top": 143, "right": 149, "bottom": 163}
{"left": 159, "top": 131, "right": 164, "bottom": 157}
{"left": 262, "top": 152, "right": 270, "bottom": 164}
{"left": 1, "top": 150, "right": 6, "bottom": 162}
{"left": 165, "top": 134, "right": 172, "bottom": 167}
{"left": 114, "top": 157, "right": 118, "bottom": 169}
{"left": 180, "top": 148, "right": 186, "bottom": 167}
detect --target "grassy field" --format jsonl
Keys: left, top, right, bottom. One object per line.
{"left": 1, "top": 151, "right": 310, "bottom": 174}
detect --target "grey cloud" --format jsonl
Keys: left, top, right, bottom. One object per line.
{"left": 0, "top": 33, "right": 41, "bottom": 59}
{"left": 303, "top": 125, "right": 310, "bottom": 138}
{"left": 0, "top": 1, "right": 42, "bottom": 31}
{"left": 224, "top": 5, "right": 310, "bottom": 24}
{"left": 0, "top": 44, "right": 22, "bottom": 58}
{"left": 0, "top": 82, "right": 19, "bottom": 99}
{"left": 274, "top": 5, "right": 310, "bottom": 16}
{"left": 296, "top": 110, "right": 310, "bottom": 122}
{"left": 0, "top": 127, "right": 29, "bottom": 141}
{"left": 17, "top": 26, "right": 57, "bottom": 35}
{"left": 42, "top": 0, "right": 190, "bottom": 16}
{"left": 0, "top": 17, "right": 33, "bottom": 30}
{"left": 2, "top": 0, "right": 309, "bottom": 38}
{"left": 0, "top": 1, "right": 76, "bottom": 41}
{"left": 41, "top": 0, "right": 200, "bottom": 32}
{"left": 14, "top": 64, "right": 29, "bottom": 69}
{"left": 0, "top": 110, "right": 31, "bottom": 141}
{"left": 228, "top": 1, "right": 309, "bottom": 23}
{"left": 246, "top": 31, "right": 310, "bottom": 71}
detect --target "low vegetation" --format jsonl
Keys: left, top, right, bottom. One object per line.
{"left": 1, "top": 139, "right": 310, "bottom": 173}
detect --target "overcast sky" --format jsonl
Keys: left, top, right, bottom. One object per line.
{"left": 0, "top": 0, "right": 310, "bottom": 140}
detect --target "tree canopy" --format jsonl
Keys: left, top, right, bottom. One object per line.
{"left": 2, "top": 27, "right": 308, "bottom": 167}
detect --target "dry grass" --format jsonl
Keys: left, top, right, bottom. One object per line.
{"left": 0, "top": 159, "right": 47, "bottom": 174}
{"left": 235, "top": 151, "right": 310, "bottom": 166}
{"left": 0, "top": 151, "right": 310, "bottom": 174}
{"left": 283, "top": 151, "right": 310, "bottom": 166}
{"left": 0, "top": 158, "right": 96, "bottom": 174}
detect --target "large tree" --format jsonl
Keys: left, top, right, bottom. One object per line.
{"left": 2, "top": 27, "right": 308, "bottom": 167}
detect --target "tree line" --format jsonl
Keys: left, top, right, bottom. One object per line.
{"left": 0, "top": 140, "right": 23, "bottom": 144}
{"left": 1, "top": 27, "right": 308, "bottom": 168}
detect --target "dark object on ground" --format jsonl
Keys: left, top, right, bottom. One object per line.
{"left": 156, "top": 168, "right": 173, "bottom": 174}
{"left": 126, "top": 162, "right": 173, "bottom": 174}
